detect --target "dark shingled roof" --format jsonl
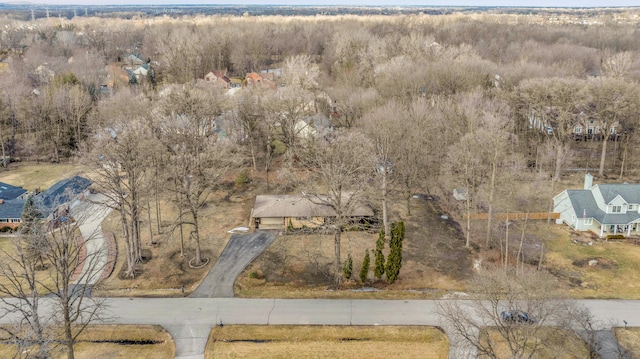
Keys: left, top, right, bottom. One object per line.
{"left": 34, "top": 176, "right": 91, "bottom": 217}
{"left": 0, "top": 182, "right": 27, "bottom": 200}
{"left": 0, "top": 199, "right": 25, "bottom": 220}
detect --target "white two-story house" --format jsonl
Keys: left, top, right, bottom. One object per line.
{"left": 554, "top": 173, "right": 640, "bottom": 237}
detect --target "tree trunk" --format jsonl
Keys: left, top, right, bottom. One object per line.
{"left": 517, "top": 212, "right": 529, "bottom": 275}
{"left": 382, "top": 170, "right": 389, "bottom": 238}
{"left": 598, "top": 136, "right": 609, "bottom": 177}
{"left": 334, "top": 227, "right": 342, "bottom": 287}
{"left": 465, "top": 193, "right": 471, "bottom": 248}
{"left": 485, "top": 158, "right": 497, "bottom": 248}
{"left": 193, "top": 209, "right": 202, "bottom": 266}
{"left": 620, "top": 133, "right": 629, "bottom": 179}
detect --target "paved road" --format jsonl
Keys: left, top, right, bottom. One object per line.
{"left": 69, "top": 193, "right": 114, "bottom": 286}
{"left": 1, "top": 298, "right": 636, "bottom": 359}
{"left": 189, "top": 231, "right": 277, "bottom": 298}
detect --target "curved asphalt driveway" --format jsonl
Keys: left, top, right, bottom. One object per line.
{"left": 69, "top": 192, "right": 114, "bottom": 286}
{"left": 189, "top": 231, "right": 277, "bottom": 298}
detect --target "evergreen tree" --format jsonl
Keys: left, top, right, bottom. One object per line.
{"left": 343, "top": 252, "right": 353, "bottom": 280}
{"left": 386, "top": 222, "right": 405, "bottom": 283}
{"left": 374, "top": 227, "right": 385, "bottom": 279}
{"left": 360, "top": 249, "right": 370, "bottom": 284}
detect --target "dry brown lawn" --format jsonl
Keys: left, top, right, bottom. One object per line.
{"left": 0, "top": 324, "right": 174, "bottom": 359}
{"left": 480, "top": 327, "right": 589, "bottom": 359}
{"left": 205, "top": 325, "right": 448, "bottom": 359}
{"left": 0, "top": 162, "right": 86, "bottom": 191}
{"left": 614, "top": 327, "right": 640, "bottom": 357}
{"left": 93, "top": 188, "right": 252, "bottom": 297}
{"left": 236, "top": 195, "right": 471, "bottom": 299}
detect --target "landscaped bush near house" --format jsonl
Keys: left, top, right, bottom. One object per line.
{"left": 606, "top": 234, "right": 625, "bottom": 240}
{"left": 0, "top": 226, "right": 14, "bottom": 233}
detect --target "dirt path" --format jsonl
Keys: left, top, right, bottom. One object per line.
{"left": 189, "top": 231, "right": 277, "bottom": 298}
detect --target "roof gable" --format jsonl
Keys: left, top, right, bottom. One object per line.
{"left": 0, "top": 182, "right": 28, "bottom": 200}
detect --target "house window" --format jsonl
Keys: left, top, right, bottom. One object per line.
{"left": 10, "top": 219, "right": 20, "bottom": 223}
{"left": 611, "top": 205, "right": 622, "bottom": 213}
{"left": 629, "top": 205, "right": 635, "bottom": 211}
{"left": 584, "top": 218, "right": 593, "bottom": 226}
{"left": 0, "top": 219, "right": 7, "bottom": 222}
{"left": 574, "top": 127, "right": 582, "bottom": 133}
{"left": 610, "top": 127, "right": 616, "bottom": 134}
{"left": 587, "top": 127, "right": 594, "bottom": 135}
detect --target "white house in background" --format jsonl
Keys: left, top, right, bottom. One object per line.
{"left": 294, "top": 113, "right": 333, "bottom": 140}
{"left": 553, "top": 173, "right": 640, "bottom": 237}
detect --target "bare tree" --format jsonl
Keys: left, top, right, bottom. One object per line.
{"left": 159, "top": 85, "right": 238, "bottom": 267}
{"left": 0, "top": 230, "right": 52, "bottom": 358}
{"left": 39, "top": 213, "right": 105, "bottom": 359}
{"left": 0, "top": 198, "right": 104, "bottom": 359}
{"left": 302, "top": 130, "right": 376, "bottom": 286}
{"left": 82, "top": 91, "right": 153, "bottom": 278}
{"left": 586, "top": 78, "right": 640, "bottom": 177}
{"left": 438, "top": 267, "right": 590, "bottom": 359}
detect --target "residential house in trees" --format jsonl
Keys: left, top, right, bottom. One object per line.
{"left": 204, "top": 70, "right": 231, "bottom": 89}
{"left": 294, "top": 113, "right": 333, "bottom": 140}
{"left": 34, "top": 176, "right": 92, "bottom": 221}
{"left": 554, "top": 173, "right": 640, "bottom": 237}
{"left": 0, "top": 182, "right": 28, "bottom": 230}
{"left": 251, "top": 194, "right": 373, "bottom": 230}
{"left": 243, "top": 72, "right": 276, "bottom": 89}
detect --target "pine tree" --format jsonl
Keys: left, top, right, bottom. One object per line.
{"left": 374, "top": 227, "right": 385, "bottom": 279}
{"left": 360, "top": 249, "right": 370, "bottom": 284}
{"left": 343, "top": 252, "right": 353, "bottom": 280}
{"left": 386, "top": 222, "right": 405, "bottom": 283}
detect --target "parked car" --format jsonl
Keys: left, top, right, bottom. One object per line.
{"left": 500, "top": 310, "right": 536, "bottom": 324}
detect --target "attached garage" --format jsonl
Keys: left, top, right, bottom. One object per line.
{"left": 251, "top": 194, "right": 373, "bottom": 231}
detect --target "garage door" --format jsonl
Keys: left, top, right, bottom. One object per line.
{"left": 258, "top": 217, "right": 283, "bottom": 230}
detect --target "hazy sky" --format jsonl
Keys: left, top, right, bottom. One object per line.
{"left": 21, "top": 0, "right": 640, "bottom": 8}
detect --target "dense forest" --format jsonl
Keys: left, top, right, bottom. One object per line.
{"left": 1, "top": 9, "right": 640, "bottom": 270}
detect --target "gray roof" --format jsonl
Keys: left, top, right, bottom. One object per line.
{"left": 567, "top": 189, "right": 640, "bottom": 225}
{"left": 302, "top": 113, "right": 332, "bottom": 130}
{"left": 0, "top": 199, "right": 25, "bottom": 220}
{"left": 35, "top": 176, "right": 91, "bottom": 216}
{"left": 597, "top": 183, "right": 640, "bottom": 204}
{"left": 252, "top": 194, "right": 373, "bottom": 218}
{"left": 0, "top": 182, "right": 27, "bottom": 200}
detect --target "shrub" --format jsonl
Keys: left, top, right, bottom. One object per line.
{"left": 606, "top": 234, "right": 625, "bottom": 240}
{"left": 360, "top": 249, "right": 370, "bottom": 284}
{"left": 374, "top": 227, "right": 385, "bottom": 279}
{"left": 343, "top": 252, "right": 353, "bottom": 280}
{"left": 235, "top": 171, "right": 251, "bottom": 188}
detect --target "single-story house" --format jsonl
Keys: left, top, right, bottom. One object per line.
{"left": 34, "top": 176, "right": 92, "bottom": 221}
{"left": 0, "top": 199, "right": 25, "bottom": 230}
{"left": 0, "top": 182, "right": 28, "bottom": 230}
{"left": 251, "top": 194, "right": 374, "bottom": 230}
{"left": 554, "top": 173, "right": 640, "bottom": 237}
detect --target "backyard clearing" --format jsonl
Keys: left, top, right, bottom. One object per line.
{"left": 0, "top": 324, "right": 174, "bottom": 359}
{"left": 544, "top": 226, "right": 640, "bottom": 299}
{"left": 204, "top": 325, "right": 448, "bottom": 359}
{"left": 614, "top": 327, "right": 640, "bottom": 357}
{"left": 0, "top": 162, "right": 86, "bottom": 191}
{"left": 480, "top": 327, "right": 589, "bottom": 359}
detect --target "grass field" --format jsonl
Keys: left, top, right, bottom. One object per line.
{"left": 481, "top": 327, "right": 589, "bottom": 359}
{"left": 614, "top": 327, "right": 640, "bottom": 357}
{"left": 544, "top": 227, "right": 640, "bottom": 299}
{"left": 0, "top": 324, "right": 174, "bottom": 359}
{"left": 0, "top": 162, "right": 86, "bottom": 191}
{"left": 205, "top": 325, "right": 448, "bottom": 359}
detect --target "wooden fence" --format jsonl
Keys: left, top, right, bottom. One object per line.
{"left": 464, "top": 212, "right": 560, "bottom": 220}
